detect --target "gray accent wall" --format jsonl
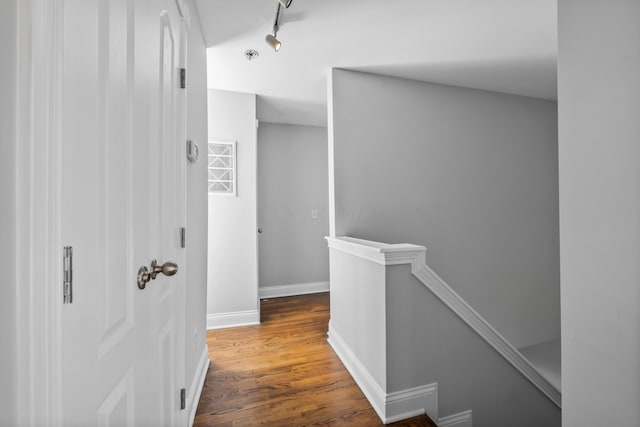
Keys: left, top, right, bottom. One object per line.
{"left": 558, "top": 0, "right": 640, "bottom": 425}
{"left": 329, "top": 69, "right": 560, "bottom": 349}
{"left": 385, "top": 265, "right": 561, "bottom": 427}
{"left": 257, "top": 123, "right": 329, "bottom": 288}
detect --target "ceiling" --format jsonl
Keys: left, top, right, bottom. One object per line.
{"left": 195, "top": 0, "right": 557, "bottom": 127}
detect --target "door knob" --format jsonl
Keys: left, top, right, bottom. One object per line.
{"left": 137, "top": 259, "right": 178, "bottom": 289}
{"left": 150, "top": 259, "right": 178, "bottom": 279}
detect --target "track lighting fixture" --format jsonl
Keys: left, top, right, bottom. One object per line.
{"left": 265, "top": 0, "right": 292, "bottom": 52}
{"left": 265, "top": 34, "right": 281, "bottom": 52}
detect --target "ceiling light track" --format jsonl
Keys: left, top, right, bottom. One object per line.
{"left": 266, "top": 0, "right": 292, "bottom": 52}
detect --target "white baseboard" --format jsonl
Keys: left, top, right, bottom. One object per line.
{"left": 206, "top": 309, "right": 260, "bottom": 330}
{"left": 386, "top": 383, "right": 438, "bottom": 423}
{"left": 188, "top": 345, "right": 210, "bottom": 427}
{"left": 328, "top": 323, "right": 438, "bottom": 424}
{"left": 259, "top": 281, "right": 330, "bottom": 299}
{"left": 328, "top": 323, "right": 387, "bottom": 421}
{"left": 437, "top": 410, "right": 473, "bottom": 427}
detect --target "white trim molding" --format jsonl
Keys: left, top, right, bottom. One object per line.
{"left": 327, "top": 69, "right": 336, "bottom": 237}
{"left": 327, "top": 236, "right": 561, "bottom": 409}
{"left": 188, "top": 345, "right": 210, "bottom": 427}
{"left": 259, "top": 281, "right": 330, "bottom": 299}
{"left": 386, "top": 384, "right": 439, "bottom": 424}
{"left": 328, "top": 324, "right": 439, "bottom": 424}
{"left": 437, "top": 410, "right": 473, "bottom": 427}
{"left": 206, "top": 310, "right": 260, "bottom": 330}
{"left": 326, "top": 236, "right": 426, "bottom": 266}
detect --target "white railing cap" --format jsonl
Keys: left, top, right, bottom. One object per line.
{"left": 326, "top": 236, "right": 426, "bottom": 266}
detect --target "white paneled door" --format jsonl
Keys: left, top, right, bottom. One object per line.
{"left": 60, "top": 0, "right": 187, "bottom": 425}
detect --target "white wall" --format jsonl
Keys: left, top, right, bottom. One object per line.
{"left": 328, "top": 249, "right": 387, "bottom": 390}
{"left": 329, "top": 69, "right": 559, "bottom": 348}
{"left": 558, "top": 1, "right": 640, "bottom": 425}
{"left": 257, "top": 123, "right": 329, "bottom": 290}
{"left": 0, "top": 0, "right": 18, "bottom": 424}
{"left": 184, "top": 0, "right": 208, "bottom": 401}
{"left": 207, "top": 89, "right": 259, "bottom": 325}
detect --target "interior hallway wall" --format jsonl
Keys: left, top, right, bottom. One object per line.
{"left": 558, "top": 0, "right": 640, "bottom": 424}
{"left": 0, "top": 0, "right": 18, "bottom": 424}
{"left": 207, "top": 89, "right": 259, "bottom": 327}
{"left": 329, "top": 69, "right": 560, "bottom": 348}
{"left": 257, "top": 123, "right": 329, "bottom": 292}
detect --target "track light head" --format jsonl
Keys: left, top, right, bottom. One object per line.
{"left": 265, "top": 34, "right": 281, "bottom": 52}
{"left": 267, "top": 0, "right": 291, "bottom": 52}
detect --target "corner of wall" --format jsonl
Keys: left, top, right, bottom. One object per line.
{"left": 326, "top": 68, "right": 336, "bottom": 237}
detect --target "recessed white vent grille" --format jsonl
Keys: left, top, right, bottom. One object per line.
{"left": 208, "top": 141, "right": 236, "bottom": 196}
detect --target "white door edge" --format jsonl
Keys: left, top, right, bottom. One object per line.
{"left": 15, "top": 0, "right": 64, "bottom": 425}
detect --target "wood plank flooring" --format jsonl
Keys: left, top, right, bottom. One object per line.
{"left": 194, "top": 293, "right": 436, "bottom": 426}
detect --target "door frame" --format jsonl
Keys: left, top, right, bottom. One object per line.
{"left": 15, "top": 0, "right": 64, "bottom": 425}
{"left": 14, "top": 1, "right": 191, "bottom": 425}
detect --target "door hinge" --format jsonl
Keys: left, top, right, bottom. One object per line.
{"left": 63, "top": 246, "right": 73, "bottom": 304}
{"left": 180, "top": 227, "right": 186, "bottom": 248}
{"left": 180, "top": 388, "right": 186, "bottom": 410}
{"left": 180, "top": 68, "right": 186, "bottom": 89}
{"left": 186, "top": 140, "right": 199, "bottom": 163}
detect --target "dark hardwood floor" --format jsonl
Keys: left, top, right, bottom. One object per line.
{"left": 194, "top": 293, "right": 436, "bottom": 426}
